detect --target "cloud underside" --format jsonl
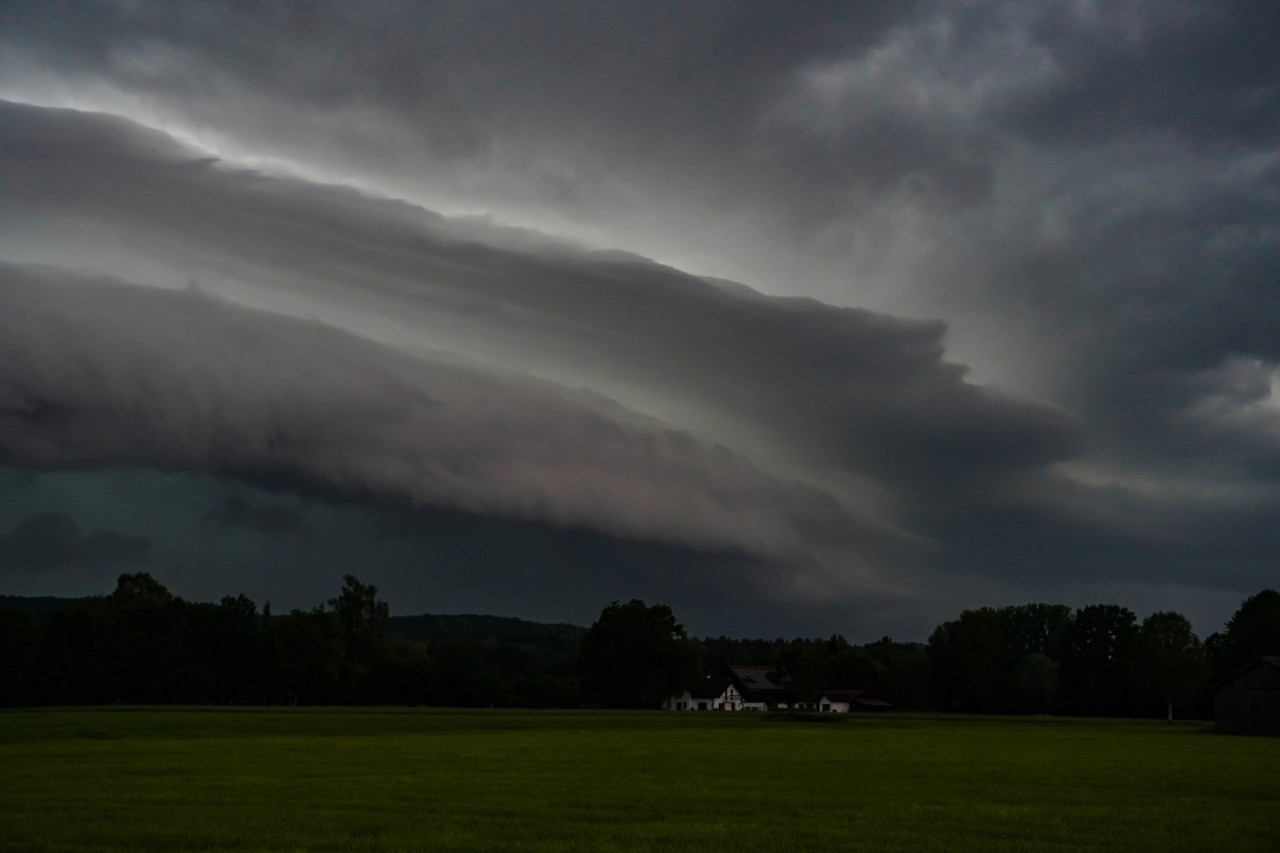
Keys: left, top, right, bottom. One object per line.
{"left": 0, "top": 98, "right": 1105, "bottom": 600}
{"left": 206, "top": 496, "right": 310, "bottom": 538}
{"left": 0, "top": 511, "right": 149, "bottom": 573}
{"left": 0, "top": 261, "right": 914, "bottom": 598}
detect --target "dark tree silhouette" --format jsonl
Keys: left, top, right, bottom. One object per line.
{"left": 927, "top": 607, "right": 1023, "bottom": 713}
{"left": 578, "top": 600, "right": 694, "bottom": 708}
{"left": 329, "top": 575, "right": 390, "bottom": 666}
{"left": 1134, "top": 611, "right": 1207, "bottom": 722}
{"left": 0, "top": 608, "right": 36, "bottom": 705}
{"left": 1007, "top": 603, "right": 1072, "bottom": 660}
{"left": 1211, "top": 589, "right": 1280, "bottom": 678}
{"left": 1059, "top": 604, "right": 1138, "bottom": 716}
{"left": 769, "top": 639, "right": 819, "bottom": 708}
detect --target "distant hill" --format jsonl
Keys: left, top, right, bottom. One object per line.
{"left": 0, "top": 593, "right": 584, "bottom": 647}
{"left": 388, "top": 613, "right": 585, "bottom": 647}
{"left": 0, "top": 594, "right": 80, "bottom": 616}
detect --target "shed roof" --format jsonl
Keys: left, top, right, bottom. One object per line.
{"left": 818, "top": 689, "right": 866, "bottom": 703}
{"left": 818, "top": 689, "right": 892, "bottom": 707}
{"left": 1210, "top": 656, "right": 1280, "bottom": 691}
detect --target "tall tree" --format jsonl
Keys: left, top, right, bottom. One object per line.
{"left": 110, "top": 572, "right": 174, "bottom": 608}
{"left": 37, "top": 600, "right": 113, "bottom": 704}
{"left": 269, "top": 609, "right": 345, "bottom": 705}
{"left": 0, "top": 608, "right": 36, "bottom": 706}
{"left": 1015, "top": 653, "right": 1058, "bottom": 714}
{"left": 1212, "top": 589, "right": 1280, "bottom": 678}
{"left": 578, "top": 600, "right": 694, "bottom": 708}
{"left": 1006, "top": 603, "right": 1071, "bottom": 713}
{"left": 1134, "top": 611, "right": 1208, "bottom": 722}
{"left": 927, "top": 607, "right": 1023, "bottom": 713}
{"left": 1059, "top": 604, "right": 1138, "bottom": 716}
{"left": 1006, "top": 603, "right": 1072, "bottom": 659}
{"left": 329, "top": 575, "right": 390, "bottom": 666}
{"left": 769, "top": 640, "right": 819, "bottom": 708}
{"left": 863, "top": 637, "right": 930, "bottom": 709}
{"left": 107, "top": 572, "right": 181, "bottom": 702}
{"left": 817, "top": 636, "right": 886, "bottom": 695}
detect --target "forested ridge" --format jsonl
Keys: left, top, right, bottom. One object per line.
{"left": 1, "top": 577, "right": 1276, "bottom": 716}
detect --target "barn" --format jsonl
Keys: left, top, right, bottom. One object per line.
{"left": 1212, "top": 656, "right": 1280, "bottom": 736}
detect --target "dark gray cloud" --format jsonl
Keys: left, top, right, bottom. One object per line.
{"left": 0, "top": 511, "right": 150, "bottom": 572}
{"left": 0, "top": 261, "right": 923, "bottom": 604}
{"left": 0, "top": 99, "right": 1084, "bottom": 503}
{"left": 1001, "top": 3, "right": 1280, "bottom": 150}
{"left": 206, "top": 496, "right": 310, "bottom": 538}
{"left": 0, "top": 2, "right": 1276, "bottom": 636}
{"left": 0, "top": 97, "right": 1108, "bottom": 625}
{"left": 0, "top": 0, "right": 939, "bottom": 281}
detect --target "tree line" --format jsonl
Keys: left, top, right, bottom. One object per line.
{"left": 926, "top": 593, "right": 1280, "bottom": 718}
{"left": 1, "top": 574, "right": 1277, "bottom": 716}
{"left": 574, "top": 594, "right": 1279, "bottom": 718}
{"left": 0, "top": 574, "right": 579, "bottom": 708}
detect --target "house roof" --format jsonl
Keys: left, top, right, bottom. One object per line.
{"left": 1210, "top": 655, "right": 1280, "bottom": 691}
{"left": 818, "top": 689, "right": 865, "bottom": 703}
{"left": 815, "top": 689, "right": 892, "bottom": 706}
{"left": 689, "top": 677, "right": 731, "bottom": 700}
{"left": 719, "top": 665, "right": 892, "bottom": 707}
{"left": 728, "top": 664, "right": 783, "bottom": 693}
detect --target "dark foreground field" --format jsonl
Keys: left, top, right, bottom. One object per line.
{"left": 1, "top": 709, "right": 1276, "bottom": 852}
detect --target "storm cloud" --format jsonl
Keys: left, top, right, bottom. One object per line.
{"left": 0, "top": 262, "right": 924, "bottom": 600}
{"left": 0, "top": 1, "right": 1276, "bottom": 635}
{"left": 206, "top": 496, "right": 310, "bottom": 539}
{"left": 0, "top": 511, "right": 150, "bottom": 573}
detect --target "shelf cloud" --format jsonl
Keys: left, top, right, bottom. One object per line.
{"left": 0, "top": 2, "right": 1276, "bottom": 636}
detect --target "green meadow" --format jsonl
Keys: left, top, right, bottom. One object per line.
{"left": 2, "top": 709, "right": 1276, "bottom": 852}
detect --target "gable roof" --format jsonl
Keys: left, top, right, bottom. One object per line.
{"left": 719, "top": 664, "right": 892, "bottom": 707}
{"left": 728, "top": 664, "right": 783, "bottom": 693}
{"left": 1210, "top": 655, "right": 1280, "bottom": 691}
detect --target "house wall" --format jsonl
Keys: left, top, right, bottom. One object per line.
{"left": 1214, "top": 660, "right": 1280, "bottom": 736}
{"left": 669, "top": 688, "right": 733, "bottom": 710}
{"left": 666, "top": 690, "right": 693, "bottom": 711}
{"left": 669, "top": 684, "right": 763, "bottom": 711}
{"left": 675, "top": 674, "right": 878, "bottom": 713}
{"left": 716, "top": 686, "right": 743, "bottom": 710}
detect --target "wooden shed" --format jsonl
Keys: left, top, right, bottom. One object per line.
{"left": 1213, "top": 656, "right": 1280, "bottom": 736}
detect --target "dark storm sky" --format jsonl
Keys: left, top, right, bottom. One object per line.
{"left": 0, "top": 1, "right": 1277, "bottom": 638}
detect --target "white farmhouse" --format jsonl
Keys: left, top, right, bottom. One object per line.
{"left": 665, "top": 676, "right": 760, "bottom": 711}
{"left": 668, "top": 665, "right": 890, "bottom": 712}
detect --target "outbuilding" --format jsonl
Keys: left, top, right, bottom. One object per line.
{"left": 1213, "top": 656, "right": 1280, "bottom": 736}
{"left": 817, "top": 689, "right": 893, "bottom": 713}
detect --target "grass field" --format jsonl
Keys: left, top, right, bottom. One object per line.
{"left": 2, "top": 708, "right": 1277, "bottom": 852}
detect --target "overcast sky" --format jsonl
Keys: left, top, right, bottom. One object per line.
{"left": 1, "top": 1, "right": 1276, "bottom": 639}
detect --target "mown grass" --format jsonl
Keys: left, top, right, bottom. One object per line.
{"left": 1, "top": 708, "right": 1276, "bottom": 852}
